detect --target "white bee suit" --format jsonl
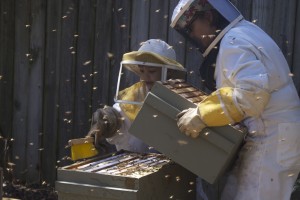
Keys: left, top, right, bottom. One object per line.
{"left": 109, "top": 39, "right": 185, "bottom": 153}
{"left": 216, "top": 19, "right": 300, "bottom": 200}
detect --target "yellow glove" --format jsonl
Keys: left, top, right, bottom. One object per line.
{"left": 198, "top": 87, "right": 269, "bottom": 126}
{"left": 177, "top": 108, "right": 206, "bottom": 138}
{"left": 177, "top": 86, "right": 269, "bottom": 138}
{"left": 198, "top": 87, "right": 243, "bottom": 126}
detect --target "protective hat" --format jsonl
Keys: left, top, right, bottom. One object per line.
{"left": 121, "top": 39, "right": 185, "bottom": 77}
{"left": 113, "top": 39, "right": 186, "bottom": 121}
{"left": 170, "top": 0, "right": 243, "bottom": 57}
{"left": 114, "top": 39, "right": 186, "bottom": 105}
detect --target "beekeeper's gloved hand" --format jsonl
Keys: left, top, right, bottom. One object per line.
{"left": 177, "top": 108, "right": 206, "bottom": 138}
{"left": 87, "top": 105, "right": 121, "bottom": 150}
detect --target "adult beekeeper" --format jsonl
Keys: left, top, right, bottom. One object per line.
{"left": 87, "top": 39, "right": 185, "bottom": 153}
{"left": 171, "top": 0, "right": 300, "bottom": 199}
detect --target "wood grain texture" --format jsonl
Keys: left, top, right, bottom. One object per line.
{"left": 41, "top": 0, "right": 62, "bottom": 184}
{"left": 0, "top": 0, "right": 299, "bottom": 187}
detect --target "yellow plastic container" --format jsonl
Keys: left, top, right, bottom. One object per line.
{"left": 69, "top": 137, "right": 99, "bottom": 161}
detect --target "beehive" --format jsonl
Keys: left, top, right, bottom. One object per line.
{"left": 56, "top": 150, "right": 197, "bottom": 200}
{"left": 129, "top": 80, "right": 247, "bottom": 184}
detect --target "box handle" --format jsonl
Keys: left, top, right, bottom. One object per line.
{"left": 146, "top": 93, "right": 235, "bottom": 154}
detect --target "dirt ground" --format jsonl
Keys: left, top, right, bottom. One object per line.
{"left": 2, "top": 180, "right": 57, "bottom": 200}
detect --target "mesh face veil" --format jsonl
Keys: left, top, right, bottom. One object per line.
{"left": 121, "top": 39, "right": 185, "bottom": 81}
{"left": 114, "top": 39, "right": 186, "bottom": 121}
{"left": 170, "top": 0, "right": 243, "bottom": 57}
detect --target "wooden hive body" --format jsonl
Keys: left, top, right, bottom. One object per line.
{"left": 129, "top": 80, "right": 247, "bottom": 184}
{"left": 56, "top": 151, "right": 196, "bottom": 200}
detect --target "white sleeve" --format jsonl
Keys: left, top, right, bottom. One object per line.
{"left": 218, "top": 36, "right": 271, "bottom": 117}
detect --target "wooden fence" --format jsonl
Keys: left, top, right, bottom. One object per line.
{"left": 0, "top": 0, "right": 300, "bottom": 188}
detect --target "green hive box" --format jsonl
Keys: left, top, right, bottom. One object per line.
{"left": 56, "top": 151, "right": 196, "bottom": 200}
{"left": 129, "top": 82, "right": 247, "bottom": 184}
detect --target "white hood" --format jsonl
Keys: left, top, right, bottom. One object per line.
{"left": 170, "top": 0, "right": 243, "bottom": 57}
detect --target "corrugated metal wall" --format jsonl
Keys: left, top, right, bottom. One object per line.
{"left": 0, "top": 0, "right": 299, "bottom": 188}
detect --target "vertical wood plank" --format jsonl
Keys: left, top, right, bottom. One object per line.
{"left": 122, "top": 0, "right": 149, "bottom": 89}
{"left": 12, "top": 0, "right": 45, "bottom": 183}
{"left": 149, "top": 0, "right": 169, "bottom": 40}
{"left": 0, "top": 0, "right": 15, "bottom": 172}
{"left": 42, "top": 0, "right": 62, "bottom": 185}
{"left": 130, "top": 0, "right": 150, "bottom": 51}
{"left": 109, "top": 0, "right": 131, "bottom": 105}
{"left": 251, "top": 0, "right": 274, "bottom": 36}
{"left": 271, "top": 0, "right": 297, "bottom": 66}
{"left": 230, "top": 0, "right": 253, "bottom": 20}
{"left": 92, "top": 0, "right": 113, "bottom": 109}
{"left": 73, "top": 0, "right": 96, "bottom": 138}
{"left": 292, "top": 1, "right": 300, "bottom": 94}
{"left": 25, "top": 0, "right": 46, "bottom": 183}
{"left": 184, "top": 44, "right": 204, "bottom": 89}
{"left": 12, "top": 0, "right": 31, "bottom": 181}
{"left": 57, "top": 0, "right": 78, "bottom": 167}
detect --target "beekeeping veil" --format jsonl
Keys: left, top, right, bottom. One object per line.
{"left": 170, "top": 0, "right": 243, "bottom": 57}
{"left": 114, "top": 39, "right": 185, "bottom": 121}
